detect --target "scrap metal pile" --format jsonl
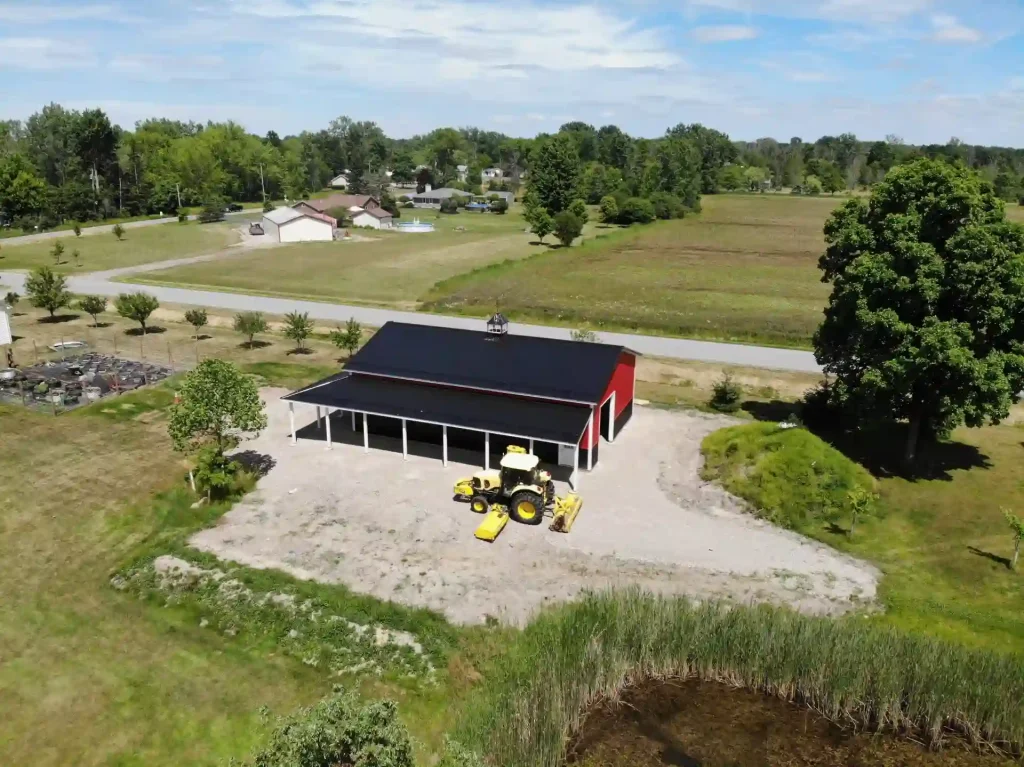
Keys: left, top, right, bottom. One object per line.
{"left": 0, "top": 353, "right": 172, "bottom": 411}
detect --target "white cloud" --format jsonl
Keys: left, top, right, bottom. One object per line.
{"left": 930, "top": 14, "right": 982, "bottom": 43}
{"left": 686, "top": 0, "right": 931, "bottom": 24}
{"left": 0, "top": 37, "right": 95, "bottom": 70}
{"left": 692, "top": 25, "right": 758, "bottom": 42}
{"left": 109, "top": 53, "right": 229, "bottom": 82}
{"left": 0, "top": 2, "right": 116, "bottom": 23}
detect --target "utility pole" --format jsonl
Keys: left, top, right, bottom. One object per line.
{"left": 175, "top": 183, "right": 182, "bottom": 210}
{"left": 259, "top": 163, "right": 266, "bottom": 203}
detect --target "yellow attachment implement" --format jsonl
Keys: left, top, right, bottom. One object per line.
{"left": 453, "top": 479, "right": 474, "bottom": 498}
{"left": 506, "top": 444, "right": 527, "bottom": 454}
{"left": 475, "top": 505, "right": 510, "bottom": 542}
{"left": 549, "top": 493, "right": 583, "bottom": 533}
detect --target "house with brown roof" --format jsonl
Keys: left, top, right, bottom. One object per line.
{"left": 295, "top": 194, "right": 380, "bottom": 216}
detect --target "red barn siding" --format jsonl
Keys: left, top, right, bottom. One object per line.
{"left": 581, "top": 352, "right": 636, "bottom": 449}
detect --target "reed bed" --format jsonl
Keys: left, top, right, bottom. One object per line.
{"left": 455, "top": 590, "right": 1024, "bottom": 767}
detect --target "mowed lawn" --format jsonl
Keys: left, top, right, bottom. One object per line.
{"left": 0, "top": 403, "right": 330, "bottom": 767}
{"left": 425, "top": 194, "right": 846, "bottom": 347}
{"left": 0, "top": 221, "right": 238, "bottom": 274}
{"left": 133, "top": 208, "right": 552, "bottom": 310}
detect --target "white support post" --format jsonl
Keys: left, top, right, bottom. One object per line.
{"left": 351, "top": 410, "right": 356, "bottom": 430}
{"left": 363, "top": 413, "right": 369, "bottom": 453}
{"left": 609, "top": 392, "right": 616, "bottom": 443}
{"left": 442, "top": 425, "right": 448, "bottom": 467}
{"left": 484, "top": 431, "right": 490, "bottom": 470}
{"left": 289, "top": 401, "right": 296, "bottom": 445}
{"left": 402, "top": 419, "right": 408, "bottom": 461}
{"left": 573, "top": 443, "right": 580, "bottom": 490}
{"left": 316, "top": 405, "right": 322, "bottom": 427}
{"left": 587, "top": 409, "right": 594, "bottom": 471}
{"left": 325, "top": 408, "right": 332, "bottom": 450}
{"left": 529, "top": 438, "right": 534, "bottom": 454}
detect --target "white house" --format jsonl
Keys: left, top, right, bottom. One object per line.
{"left": 329, "top": 173, "right": 349, "bottom": 189}
{"left": 456, "top": 164, "right": 468, "bottom": 183}
{"left": 352, "top": 207, "right": 394, "bottom": 230}
{"left": 262, "top": 207, "right": 335, "bottom": 243}
{"left": 481, "top": 167, "right": 503, "bottom": 181}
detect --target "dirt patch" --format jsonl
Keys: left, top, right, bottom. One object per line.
{"left": 189, "top": 390, "right": 878, "bottom": 625}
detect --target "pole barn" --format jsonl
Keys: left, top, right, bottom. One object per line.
{"left": 283, "top": 319, "right": 638, "bottom": 489}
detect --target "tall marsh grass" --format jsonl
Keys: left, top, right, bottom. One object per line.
{"left": 455, "top": 590, "right": 1024, "bottom": 767}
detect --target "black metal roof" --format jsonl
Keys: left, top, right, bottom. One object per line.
{"left": 284, "top": 372, "right": 592, "bottom": 445}
{"left": 343, "top": 322, "right": 632, "bottom": 404}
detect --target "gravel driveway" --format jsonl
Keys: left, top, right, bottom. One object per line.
{"left": 190, "top": 390, "right": 878, "bottom": 625}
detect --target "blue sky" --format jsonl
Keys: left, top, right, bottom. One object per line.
{"left": 1, "top": 0, "right": 1022, "bottom": 144}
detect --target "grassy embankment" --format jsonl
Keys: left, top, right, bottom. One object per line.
{"left": 0, "top": 220, "right": 238, "bottom": 273}
{"left": 702, "top": 420, "right": 1024, "bottom": 655}
{"left": 453, "top": 591, "right": 1024, "bottom": 767}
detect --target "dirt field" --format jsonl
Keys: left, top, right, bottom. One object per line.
{"left": 190, "top": 390, "right": 878, "bottom": 625}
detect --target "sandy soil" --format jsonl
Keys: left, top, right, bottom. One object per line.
{"left": 189, "top": 390, "right": 879, "bottom": 625}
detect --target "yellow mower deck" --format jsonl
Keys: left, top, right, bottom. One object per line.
{"left": 549, "top": 493, "right": 583, "bottom": 533}
{"left": 475, "top": 505, "right": 510, "bottom": 542}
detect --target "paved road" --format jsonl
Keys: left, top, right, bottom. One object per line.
{"left": 0, "top": 209, "right": 257, "bottom": 246}
{"left": 0, "top": 267, "right": 821, "bottom": 373}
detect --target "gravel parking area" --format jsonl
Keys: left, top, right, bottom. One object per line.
{"left": 190, "top": 390, "right": 878, "bottom": 625}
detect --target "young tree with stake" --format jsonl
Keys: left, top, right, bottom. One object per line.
{"left": 25, "top": 266, "right": 71, "bottom": 319}
{"left": 284, "top": 311, "right": 314, "bottom": 353}
{"left": 184, "top": 308, "right": 208, "bottom": 340}
{"left": 330, "top": 317, "right": 363, "bottom": 358}
{"left": 168, "top": 360, "right": 267, "bottom": 497}
{"left": 234, "top": 311, "right": 268, "bottom": 348}
{"left": 554, "top": 211, "right": 583, "bottom": 247}
{"left": 78, "top": 295, "right": 107, "bottom": 327}
{"left": 112, "top": 223, "right": 125, "bottom": 241}
{"left": 72, "top": 222, "right": 81, "bottom": 237}
{"left": 51, "top": 240, "right": 65, "bottom": 265}
{"left": 115, "top": 292, "right": 159, "bottom": 334}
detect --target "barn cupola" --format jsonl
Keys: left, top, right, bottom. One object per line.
{"left": 486, "top": 312, "right": 509, "bottom": 336}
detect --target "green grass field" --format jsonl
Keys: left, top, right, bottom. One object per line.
{"left": 425, "top": 194, "right": 844, "bottom": 347}
{"left": 0, "top": 221, "right": 238, "bottom": 274}
{"left": 130, "top": 207, "right": 574, "bottom": 309}
{"left": 701, "top": 417, "right": 1024, "bottom": 654}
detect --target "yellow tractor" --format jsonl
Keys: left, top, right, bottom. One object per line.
{"left": 454, "top": 446, "right": 583, "bottom": 541}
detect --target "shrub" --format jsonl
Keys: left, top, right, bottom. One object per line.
{"left": 568, "top": 198, "right": 589, "bottom": 225}
{"left": 198, "top": 198, "right": 226, "bottom": 223}
{"left": 283, "top": 310, "right": 314, "bottom": 353}
{"left": 553, "top": 210, "right": 583, "bottom": 247}
{"left": 617, "top": 197, "right": 655, "bottom": 225}
{"left": 440, "top": 198, "right": 459, "bottom": 214}
{"left": 184, "top": 308, "right": 208, "bottom": 339}
{"left": 325, "top": 206, "right": 349, "bottom": 225}
{"left": 178, "top": 211, "right": 188, "bottom": 223}
{"left": 330, "top": 317, "right": 363, "bottom": 357}
{"left": 701, "top": 421, "right": 877, "bottom": 531}
{"left": 599, "top": 195, "right": 618, "bottom": 224}
{"left": 112, "top": 223, "right": 125, "bottom": 240}
{"left": 262, "top": 199, "right": 274, "bottom": 213}
{"left": 234, "top": 311, "right": 268, "bottom": 348}
{"left": 399, "top": 195, "right": 411, "bottom": 202}
{"left": 402, "top": 201, "right": 414, "bottom": 208}
{"left": 708, "top": 372, "right": 742, "bottom": 413}
{"left": 649, "top": 191, "right": 682, "bottom": 220}
{"left": 244, "top": 687, "right": 414, "bottom": 767}
{"left": 490, "top": 199, "right": 508, "bottom": 214}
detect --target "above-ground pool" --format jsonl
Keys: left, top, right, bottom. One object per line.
{"left": 397, "top": 219, "right": 435, "bottom": 233}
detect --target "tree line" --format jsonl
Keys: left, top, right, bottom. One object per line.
{"left": 3, "top": 104, "right": 1023, "bottom": 232}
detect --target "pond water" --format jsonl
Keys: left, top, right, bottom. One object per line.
{"left": 568, "top": 681, "right": 1014, "bottom": 767}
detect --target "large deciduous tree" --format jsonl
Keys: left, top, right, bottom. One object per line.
{"left": 814, "top": 158, "right": 1024, "bottom": 464}
{"left": 528, "top": 134, "right": 581, "bottom": 215}
{"left": 168, "top": 359, "right": 267, "bottom": 457}
{"left": 25, "top": 266, "right": 71, "bottom": 318}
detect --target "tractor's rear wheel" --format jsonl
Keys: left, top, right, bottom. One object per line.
{"left": 470, "top": 495, "right": 490, "bottom": 514}
{"left": 509, "top": 490, "right": 545, "bottom": 525}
